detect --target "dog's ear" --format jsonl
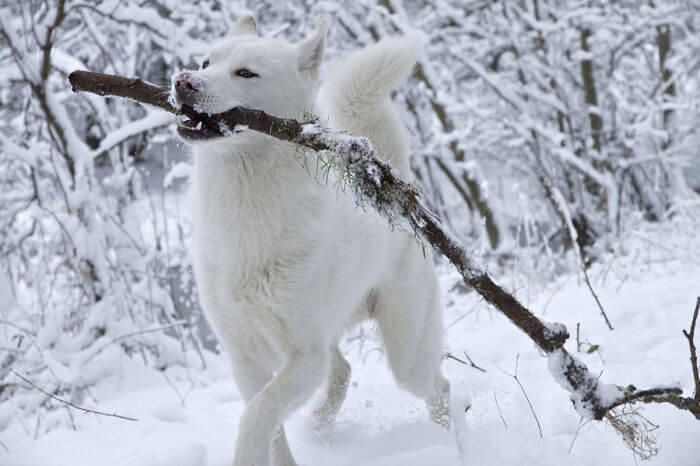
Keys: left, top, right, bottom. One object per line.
{"left": 297, "top": 18, "right": 326, "bottom": 79}
{"left": 228, "top": 15, "right": 257, "bottom": 37}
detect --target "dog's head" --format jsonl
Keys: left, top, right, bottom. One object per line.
{"left": 171, "top": 15, "right": 326, "bottom": 144}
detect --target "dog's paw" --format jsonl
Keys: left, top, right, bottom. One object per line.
{"left": 311, "top": 400, "right": 339, "bottom": 432}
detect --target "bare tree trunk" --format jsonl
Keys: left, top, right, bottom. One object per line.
{"left": 415, "top": 64, "right": 501, "bottom": 249}
{"left": 656, "top": 25, "right": 675, "bottom": 132}
{"left": 580, "top": 28, "right": 603, "bottom": 154}
{"left": 378, "top": 0, "right": 500, "bottom": 249}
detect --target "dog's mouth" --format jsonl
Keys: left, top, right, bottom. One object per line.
{"left": 176, "top": 115, "right": 221, "bottom": 141}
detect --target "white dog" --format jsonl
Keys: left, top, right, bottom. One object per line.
{"left": 172, "top": 15, "right": 449, "bottom": 466}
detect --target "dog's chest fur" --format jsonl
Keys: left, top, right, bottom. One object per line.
{"left": 189, "top": 136, "right": 393, "bottom": 321}
{"left": 191, "top": 143, "right": 316, "bottom": 292}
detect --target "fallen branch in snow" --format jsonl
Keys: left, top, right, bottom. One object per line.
{"left": 10, "top": 370, "right": 138, "bottom": 422}
{"left": 67, "top": 70, "right": 700, "bottom": 423}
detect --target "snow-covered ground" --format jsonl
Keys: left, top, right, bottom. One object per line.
{"left": 3, "top": 231, "right": 700, "bottom": 466}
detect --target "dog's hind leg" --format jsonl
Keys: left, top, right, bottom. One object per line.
{"left": 312, "top": 345, "right": 351, "bottom": 427}
{"left": 230, "top": 353, "right": 297, "bottom": 466}
{"left": 374, "top": 252, "right": 451, "bottom": 427}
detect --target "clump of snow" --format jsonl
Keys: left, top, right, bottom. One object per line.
{"left": 163, "top": 162, "right": 191, "bottom": 188}
{"left": 547, "top": 348, "right": 625, "bottom": 419}
{"left": 217, "top": 120, "right": 233, "bottom": 136}
{"left": 546, "top": 349, "right": 573, "bottom": 390}
{"left": 546, "top": 348, "right": 599, "bottom": 418}
{"left": 301, "top": 123, "right": 321, "bottom": 136}
{"left": 596, "top": 383, "right": 625, "bottom": 408}
{"left": 167, "top": 92, "right": 181, "bottom": 110}
{"left": 542, "top": 321, "right": 568, "bottom": 344}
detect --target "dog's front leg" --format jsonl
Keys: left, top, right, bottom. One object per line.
{"left": 230, "top": 353, "right": 295, "bottom": 465}
{"left": 233, "top": 343, "right": 328, "bottom": 466}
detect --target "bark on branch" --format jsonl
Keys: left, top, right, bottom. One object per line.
{"left": 68, "top": 70, "right": 700, "bottom": 422}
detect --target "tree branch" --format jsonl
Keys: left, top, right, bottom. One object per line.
{"left": 11, "top": 370, "right": 137, "bottom": 422}
{"left": 67, "top": 70, "right": 700, "bottom": 422}
{"left": 683, "top": 298, "right": 700, "bottom": 401}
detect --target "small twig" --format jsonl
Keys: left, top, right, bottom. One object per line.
{"left": 10, "top": 370, "right": 138, "bottom": 422}
{"left": 445, "top": 301, "right": 480, "bottom": 331}
{"left": 582, "top": 267, "right": 614, "bottom": 330}
{"left": 445, "top": 351, "right": 486, "bottom": 373}
{"left": 500, "top": 355, "right": 543, "bottom": 438}
{"left": 163, "top": 372, "right": 188, "bottom": 408}
{"left": 493, "top": 389, "right": 508, "bottom": 429}
{"left": 463, "top": 351, "right": 487, "bottom": 373}
{"left": 0, "top": 439, "right": 8, "bottom": 452}
{"left": 82, "top": 321, "right": 188, "bottom": 366}
{"left": 568, "top": 418, "right": 593, "bottom": 454}
{"left": 576, "top": 322, "right": 582, "bottom": 353}
{"left": 65, "top": 405, "right": 77, "bottom": 431}
{"left": 33, "top": 415, "right": 40, "bottom": 441}
{"left": 682, "top": 297, "right": 699, "bottom": 401}
{"left": 445, "top": 352, "right": 468, "bottom": 365}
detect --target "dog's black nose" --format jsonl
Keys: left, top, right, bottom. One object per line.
{"left": 173, "top": 72, "right": 200, "bottom": 106}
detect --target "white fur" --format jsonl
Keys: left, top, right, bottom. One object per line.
{"left": 175, "top": 17, "right": 449, "bottom": 466}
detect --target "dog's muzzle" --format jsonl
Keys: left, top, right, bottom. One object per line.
{"left": 171, "top": 72, "right": 221, "bottom": 141}
{"left": 172, "top": 71, "right": 202, "bottom": 107}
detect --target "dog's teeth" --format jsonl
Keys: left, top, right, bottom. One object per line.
{"left": 196, "top": 121, "right": 203, "bottom": 130}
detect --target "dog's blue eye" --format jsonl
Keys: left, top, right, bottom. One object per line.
{"left": 235, "top": 69, "right": 258, "bottom": 78}
{"left": 201, "top": 59, "right": 210, "bottom": 70}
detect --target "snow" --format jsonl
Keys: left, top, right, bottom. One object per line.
{"left": 4, "top": 237, "right": 699, "bottom": 466}
{"left": 301, "top": 123, "right": 321, "bottom": 136}
{"left": 163, "top": 162, "right": 192, "bottom": 189}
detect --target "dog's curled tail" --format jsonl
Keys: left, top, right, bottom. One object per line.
{"left": 320, "top": 35, "right": 421, "bottom": 178}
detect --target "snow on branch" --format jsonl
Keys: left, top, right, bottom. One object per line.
{"left": 68, "top": 70, "right": 700, "bottom": 422}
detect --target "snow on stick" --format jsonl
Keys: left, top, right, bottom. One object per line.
{"left": 67, "top": 70, "right": 700, "bottom": 422}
